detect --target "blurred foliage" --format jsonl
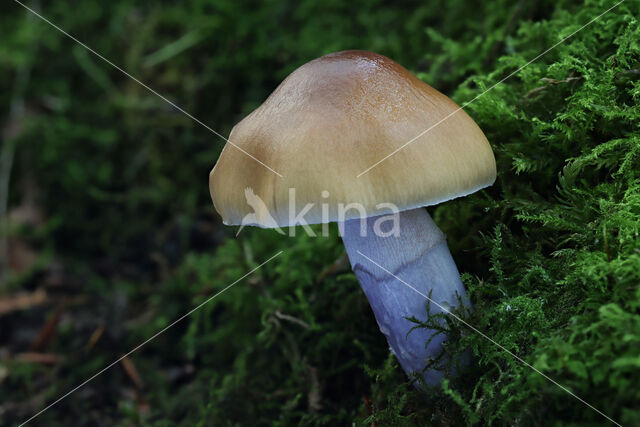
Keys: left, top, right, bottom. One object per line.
{"left": 1, "top": 0, "right": 639, "bottom": 425}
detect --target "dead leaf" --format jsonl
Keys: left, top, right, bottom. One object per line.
{"left": 86, "top": 325, "right": 105, "bottom": 350}
{"left": 14, "top": 352, "right": 61, "bottom": 364}
{"left": 120, "top": 355, "right": 144, "bottom": 389}
{"left": 0, "top": 289, "right": 47, "bottom": 316}
{"left": 30, "top": 301, "right": 66, "bottom": 351}
{"left": 136, "top": 393, "right": 150, "bottom": 415}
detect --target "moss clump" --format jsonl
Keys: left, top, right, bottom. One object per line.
{"left": 181, "top": 1, "right": 640, "bottom": 424}
{"left": 412, "top": 0, "right": 640, "bottom": 424}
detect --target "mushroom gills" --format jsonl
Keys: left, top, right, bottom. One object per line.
{"left": 339, "top": 208, "right": 470, "bottom": 386}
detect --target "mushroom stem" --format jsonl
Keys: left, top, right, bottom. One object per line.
{"left": 339, "top": 207, "right": 470, "bottom": 386}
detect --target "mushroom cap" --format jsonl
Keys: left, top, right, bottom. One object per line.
{"left": 210, "top": 50, "right": 496, "bottom": 227}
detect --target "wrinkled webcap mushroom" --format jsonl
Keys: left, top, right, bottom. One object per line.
{"left": 210, "top": 50, "right": 496, "bottom": 386}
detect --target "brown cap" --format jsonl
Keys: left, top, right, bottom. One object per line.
{"left": 210, "top": 50, "right": 496, "bottom": 227}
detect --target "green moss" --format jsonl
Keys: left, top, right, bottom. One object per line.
{"left": 422, "top": 1, "right": 640, "bottom": 424}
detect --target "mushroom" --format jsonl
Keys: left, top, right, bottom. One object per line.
{"left": 209, "top": 51, "right": 496, "bottom": 386}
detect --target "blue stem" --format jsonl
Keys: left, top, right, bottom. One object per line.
{"left": 340, "top": 208, "right": 470, "bottom": 386}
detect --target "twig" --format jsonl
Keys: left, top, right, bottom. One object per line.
{"left": 614, "top": 68, "right": 640, "bottom": 78}
{"left": 273, "top": 309, "right": 311, "bottom": 329}
{"left": 525, "top": 76, "right": 582, "bottom": 98}
{"left": 314, "top": 253, "right": 349, "bottom": 284}
{"left": 305, "top": 360, "right": 322, "bottom": 413}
